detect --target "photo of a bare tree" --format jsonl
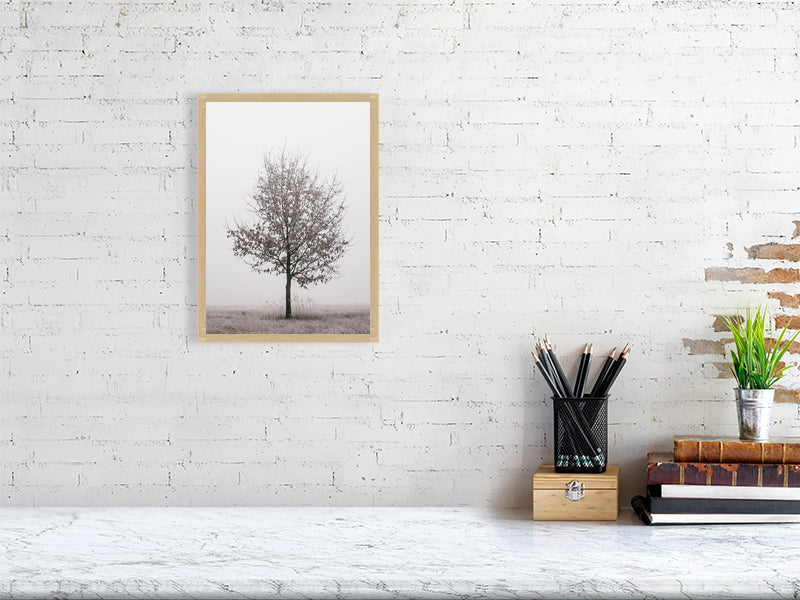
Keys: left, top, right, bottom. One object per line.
{"left": 197, "top": 94, "right": 378, "bottom": 342}
{"left": 227, "top": 148, "right": 349, "bottom": 320}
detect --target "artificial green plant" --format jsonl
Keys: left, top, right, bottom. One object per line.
{"left": 724, "top": 306, "right": 800, "bottom": 390}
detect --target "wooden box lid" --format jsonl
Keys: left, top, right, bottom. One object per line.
{"left": 534, "top": 465, "right": 620, "bottom": 490}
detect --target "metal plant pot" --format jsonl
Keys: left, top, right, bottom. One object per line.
{"left": 735, "top": 388, "right": 775, "bottom": 441}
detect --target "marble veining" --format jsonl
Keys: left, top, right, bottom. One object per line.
{"left": 1, "top": 507, "right": 799, "bottom": 599}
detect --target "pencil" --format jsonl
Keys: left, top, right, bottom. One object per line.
{"left": 539, "top": 341, "right": 568, "bottom": 398}
{"left": 536, "top": 341, "right": 551, "bottom": 376}
{"left": 572, "top": 343, "right": 586, "bottom": 397}
{"left": 589, "top": 347, "right": 616, "bottom": 398}
{"left": 573, "top": 343, "right": 591, "bottom": 398}
{"left": 598, "top": 347, "right": 629, "bottom": 397}
{"left": 532, "top": 351, "right": 561, "bottom": 398}
{"left": 540, "top": 340, "right": 587, "bottom": 462}
{"left": 535, "top": 346, "right": 581, "bottom": 464}
{"left": 544, "top": 335, "right": 572, "bottom": 398}
{"left": 598, "top": 344, "right": 629, "bottom": 395}
{"left": 559, "top": 412, "right": 592, "bottom": 467}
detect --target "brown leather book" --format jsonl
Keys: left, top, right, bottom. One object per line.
{"left": 647, "top": 452, "right": 800, "bottom": 487}
{"left": 674, "top": 435, "right": 800, "bottom": 464}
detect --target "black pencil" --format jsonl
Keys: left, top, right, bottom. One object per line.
{"left": 536, "top": 341, "right": 551, "bottom": 376}
{"left": 538, "top": 341, "right": 568, "bottom": 398}
{"left": 553, "top": 340, "right": 604, "bottom": 463}
{"left": 598, "top": 346, "right": 629, "bottom": 397}
{"left": 596, "top": 343, "right": 629, "bottom": 395}
{"left": 538, "top": 340, "right": 586, "bottom": 463}
{"left": 573, "top": 343, "right": 591, "bottom": 398}
{"left": 537, "top": 348, "right": 586, "bottom": 464}
{"left": 589, "top": 347, "right": 616, "bottom": 398}
{"left": 572, "top": 343, "right": 586, "bottom": 397}
{"left": 532, "top": 351, "right": 561, "bottom": 398}
{"left": 544, "top": 335, "right": 572, "bottom": 397}
{"left": 558, "top": 408, "right": 593, "bottom": 466}
{"left": 538, "top": 340, "right": 569, "bottom": 398}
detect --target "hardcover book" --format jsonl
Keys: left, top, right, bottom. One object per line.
{"left": 649, "top": 484, "right": 800, "bottom": 501}
{"left": 631, "top": 495, "right": 800, "bottom": 525}
{"left": 674, "top": 435, "right": 800, "bottom": 464}
{"left": 647, "top": 452, "right": 800, "bottom": 487}
{"left": 645, "top": 491, "right": 800, "bottom": 514}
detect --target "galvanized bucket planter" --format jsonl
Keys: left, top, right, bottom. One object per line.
{"left": 735, "top": 388, "right": 775, "bottom": 441}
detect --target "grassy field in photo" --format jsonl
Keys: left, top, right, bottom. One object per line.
{"left": 206, "top": 302, "right": 370, "bottom": 335}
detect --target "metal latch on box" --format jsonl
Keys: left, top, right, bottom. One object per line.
{"left": 564, "top": 480, "right": 584, "bottom": 501}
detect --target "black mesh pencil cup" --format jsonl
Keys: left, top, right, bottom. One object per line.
{"left": 553, "top": 396, "right": 608, "bottom": 473}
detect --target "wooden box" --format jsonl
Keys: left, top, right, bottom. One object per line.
{"left": 533, "top": 465, "right": 619, "bottom": 521}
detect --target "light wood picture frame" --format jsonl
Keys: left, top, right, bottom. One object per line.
{"left": 197, "top": 93, "right": 378, "bottom": 343}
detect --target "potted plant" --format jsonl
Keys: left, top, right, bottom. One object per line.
{"left": 724, "top": 306, "right": 799, "bottom": 441}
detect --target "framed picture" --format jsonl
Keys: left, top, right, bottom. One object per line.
{"left": 196, "top": 93, "right": 378, "bottom": 343}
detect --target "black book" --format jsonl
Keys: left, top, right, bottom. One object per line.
{"left": 647, "top": 492, "right": 800, "bottom": 514}
{"left": 647, "top": 483, "right": 800, "bottom": 501}
{"left": 631, "top": 495, "right": 800, "bottom": 525}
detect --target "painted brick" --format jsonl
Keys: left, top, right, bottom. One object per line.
{"left": 2, "top": 0, "right": 800, "bottom": 510}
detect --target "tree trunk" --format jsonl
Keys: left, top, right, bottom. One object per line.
{"left": 285, "top": 271, "right": 292, "bottom": 319}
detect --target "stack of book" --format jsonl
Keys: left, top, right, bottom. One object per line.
{"left": 632, "top": 435, "right": 800, "bottom": 525}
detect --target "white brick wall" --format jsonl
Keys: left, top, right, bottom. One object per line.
{"left": 1, "top": 0, "right": 800, "bottom": 507}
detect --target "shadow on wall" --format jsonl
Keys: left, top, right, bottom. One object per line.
{"left": 494, "top": 346, "right": 552, "bottom": 508}
{"left": 184, "top": 95, "right": 198, "bottom": 336}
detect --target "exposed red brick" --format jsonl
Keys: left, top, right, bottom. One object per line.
{"left": 714, "top": 363, "right": 735, "bottom": 379}
{"left": 768, "top": 292, "right": 800, "bottom": 309}
{"left": 775, "top": 315, "right": 800, "bottom": 330}
{"left": 705, "top": 267, "right": 800, "bottom": 284}
{"left": 715, "top": 363, "right": 799, "bottom": 381}
{"left": 713, "top": 315, "right": 741, "bottom": 332}
{"left": 766, "top": 339, "right": 800, "bottom": 354}
{"left": 746, "top": 243, "right": 800, "bottom": 262}
{"left": 775, "top": 388, "right": 800, "bottom": 404}
{"left": 682, "top": 338, "right": 728, "bottom": 355}
{"left": 794, "top": 221, "right": 800, "bottom": 239}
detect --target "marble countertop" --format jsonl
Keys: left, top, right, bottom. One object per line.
{"left": 1, "top": 507, "right": 798, "bottom": 599}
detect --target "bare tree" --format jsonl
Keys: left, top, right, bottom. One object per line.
{"left": 227, "top": 148, "right": 349, "bottom": 319}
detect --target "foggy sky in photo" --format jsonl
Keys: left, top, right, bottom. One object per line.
{"left": 205, "top": 100, "right": 371, "bottom": 308}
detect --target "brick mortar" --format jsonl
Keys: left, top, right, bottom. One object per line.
{"left": 2, "top": 0, "right": 800, "bottom": 507}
